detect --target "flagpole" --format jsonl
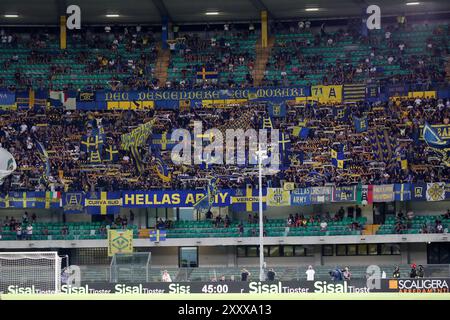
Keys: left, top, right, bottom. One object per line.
{"left": 257, "top": 143, "right": 265, "bottom": 282}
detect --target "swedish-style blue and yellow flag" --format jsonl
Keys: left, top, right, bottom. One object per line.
{"left": 0, "top": 194, "right": 10, "bottom": 208}
{"left": 354, "top": 116, "right": 368, "bottom": 133}
{"left": 85, "top": 192, "right": 122, "bottom": 215}
{"left": 103, "top": 144, "right": 119, "bottom": 162}
{"left": 231, "top": 186, "right": 267, "bottom": 212}
{"left": 152, "top": 132, "right": 176, "bottom": 151}
{"left": 35, "top": 191, "right": 61, "bottom": 209}
{"left": 8, "top": 192, "right": 38, "bottom": 208}
{"left": 394, "top": 183, "right": 412, "bottom": 201}
{"left": 150, "top": 229, "right": 167, "bottom": 242}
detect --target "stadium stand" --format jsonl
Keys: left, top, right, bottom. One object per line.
{"left": 0, "top": 27, "right": 158, "bottom": 91}
{"left": 0, "top": 9, "right": 449, "bottom": 282}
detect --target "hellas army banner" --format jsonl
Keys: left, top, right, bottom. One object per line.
{"left": 2, "top": 184, "right": 450, "bottom": 213}
{"left": 108, "top": 229, "right": 133, "bottom": 257}
{"left": 122, "top": 190, "right": 232, "bottom": 208}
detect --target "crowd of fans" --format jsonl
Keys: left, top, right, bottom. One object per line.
{"left": 391, "top": 209, "right": 449, "bottom": 234}
{"left": 0, "top": 21, "right": 447, "bottom": 91}
{"left": 286, "top": 206, "right": 363, "bottom": 231}
{"left": 0, "top": 95, "right": 449, "bottom": 192}
{"left": 0, "top": 211, "right": 136, "bottom": 240}
{"left": 0, "top": 26, "right": 158, "bottom": 91}
{"left": 262, "top": 22, "right": 448, "bottom": 88}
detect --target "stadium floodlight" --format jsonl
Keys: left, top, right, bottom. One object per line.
{"left": 406, "top": 2, "right": 420, "bottom": 5}
{"left": 0, "top": 252, "right": 62, "bottom": 294}
{"left": 106, "top": 14, "right": 120, "bottom": 17}
{"left": 205, "top": 12, "right": 219, "bottom": 15}
{"left": 256, "top": 145, "right": 268, "bottom": 282}
{"left": 4, "top": 14, "right": 19, "bottom": 18}
{"left": 305, "top": 8, "right": 320, "bottom": 12}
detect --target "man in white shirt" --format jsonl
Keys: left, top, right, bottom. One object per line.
{"left": 26, "top": 224, "right": 33, "bottom": 240}
{"left": 306, "top": 265, "right": 315, "bottom": 281}
{"left": 162, "top": 270, "right": 172, "bottom": 282}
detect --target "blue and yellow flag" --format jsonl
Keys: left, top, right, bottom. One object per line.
{"left": 394, "top": 183, "right": 412, "bottom": 201}
{"left": 16, "top": 192, "right": 33, "bottom": 207}
{"left": 0, "top": 194, "right": 9, "bottom": 208}
{"left": 35, "top": 191, "right": 61, "bottom": 209}
{"left": 85, "top": 192, "right": 122, "bottom": 215}
{"left": 35, "top": 140, "right": 50, "bottom": 178}
{"left": 8, "top": 192, "right": 38, "bottom": 208}
{"left": 331, "top": 144, "right": 345, "bottom": 169}
{"left": 231, "top": 187, "right": 267, "bottom": 212}
{"left": 354, "top": 116, "right": 368, "bottom": 133}
{"left": 423, "top": 122, "right": 450, "bottom": 149}
{"left": 103, "top": 144, "right": 119, "bottom": 162}
{"left": 292, "top": 124, "right": 310, "bottom": 139}
{"left": 422, "top": 122, "right": 450, "bottom": 166}
{"left": 268, "top": 101, "right": 286, "bottom": 117}
{"left": 150, "top": 229, "right": 167, "bottom": 242}
{"left": 196, "top": 67, "right": 218, "bottom": 80}
{"left": 152, "top": 132, "right": 176, "bottom": 151}
{"left": 62, "top": 192, "right": 85, "bottom": 213}
{"left": 194, "top": 177, "right": 219, "bottom": 211}
{"left": 153, "top": 148, "right": 172, "bottom": 182}
{"left": 333, "top": 106, "right": 348, "bottom": 121}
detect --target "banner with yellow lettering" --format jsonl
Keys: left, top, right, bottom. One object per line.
{"left": 107, "top": 100, "right": 154, "bottom": 110}
{"left": 122, "top": 190, "right": 232, "bottom": 208}
{"left": 108, "top": 229, "right": 133, "bottom": 257}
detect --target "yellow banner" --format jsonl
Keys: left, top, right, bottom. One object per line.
{"left": 283, "top": 182, "right": 295, "bottom": 191}
{"left": 120, "top": 118, "right": 156, "bottom": 150}
{"left": 107, "top": 100, "right": 154, "bottom": 110}
{"left": 267, "top": 188, "right": 291, "bottom": 206}
{"left": 60, "top": 16, "right": 66, "bottom": 50}
{"left": 261, "top": 10, "right": 268, "bottom": 48}
{"left": 408, "top": 91, "right": 436, "bottom": 99}
{"left": 310, "top": 85, "right": 343, "bottom": 104}
{"left": 108, "top": 229, "right": 133, "bottom": 257}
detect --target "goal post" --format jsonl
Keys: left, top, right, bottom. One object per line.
{"left": 0, "top": 251, "right": 62, "bottom": 294}
{"left": 110, "top": 252, "right": 151, "bottom": 283}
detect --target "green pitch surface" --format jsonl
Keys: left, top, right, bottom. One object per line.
{"left": 2, "top": 293, "right": 450, "bottom": 300}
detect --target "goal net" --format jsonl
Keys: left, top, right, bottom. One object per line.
{"left": 0, "top": 252, "right": 62, "bottom": 294}
{"left": 110, "top": 252, "right": 151, "bottom": 283}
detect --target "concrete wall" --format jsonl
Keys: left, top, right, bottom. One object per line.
{"left": 146, "top": 246, "right": 179, "bottom": 267}
{"left": 199, "top": 246, "right": 230, "bottom": 267}
{"left": 405, "top": 201, "right": 450, "bottom": 216}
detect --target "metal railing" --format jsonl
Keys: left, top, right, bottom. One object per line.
{"left": 79, "top": 264, "right": 450, "bottom": 283}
